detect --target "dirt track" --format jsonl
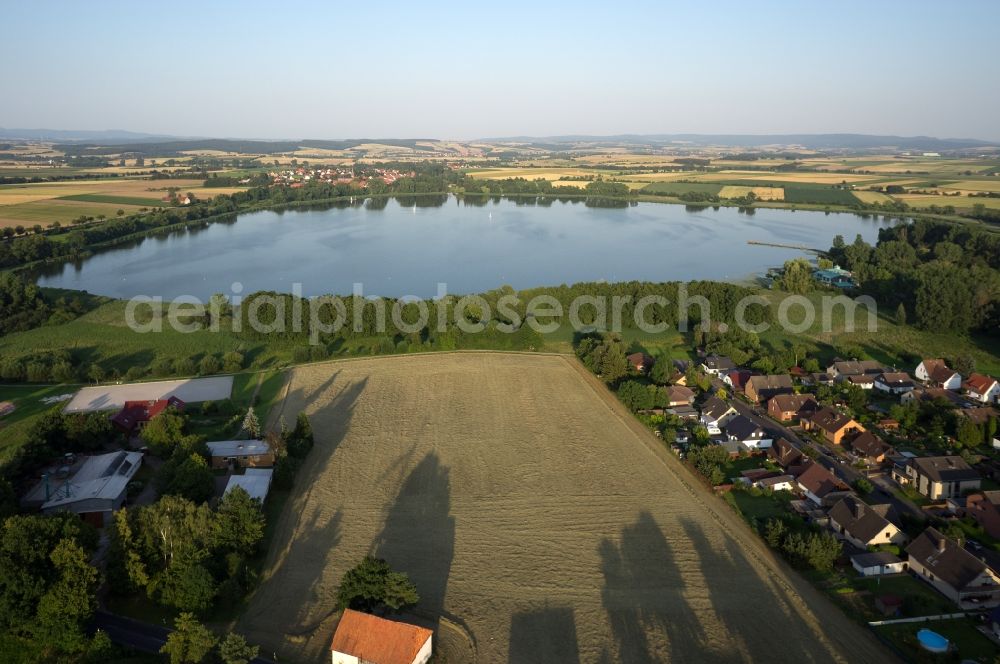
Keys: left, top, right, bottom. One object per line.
{"left": 238, "top": 352, "right": 890, "bottom": 663}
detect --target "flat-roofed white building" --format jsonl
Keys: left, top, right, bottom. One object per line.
{"left": 224, "top": 468, "right": 274, "bottom": 503}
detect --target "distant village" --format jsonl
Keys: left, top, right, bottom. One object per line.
{"left": 265, "top": 166, "right": 415, "bottom": 189}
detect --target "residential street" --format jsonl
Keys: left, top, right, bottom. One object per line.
{"left": 714, "top": 381, "right": 925, "bottom": 521}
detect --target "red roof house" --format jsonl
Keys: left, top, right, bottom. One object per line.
{"left": 111, "top": 396, "right": 184, "bottom": 434}
{"left": 330, "top": 609, "right": 432, "bottom": 664}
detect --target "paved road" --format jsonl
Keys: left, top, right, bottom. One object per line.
{"left": 714, "top": 382, "right": 924, "bottom": 520}
{"left": 93, "top": 611, "right": 275, "bottom": 663}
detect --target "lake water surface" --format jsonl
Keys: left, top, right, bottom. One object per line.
{"left": 34, "top": 197, "right": 895, "bottom": 300}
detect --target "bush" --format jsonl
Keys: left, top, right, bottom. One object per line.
{"left": 124, "top": 366, "right": 146, "bottom": 382}
{"left": 173, "top": 358, "right": 196, "bottom": 376}
{"left": 51, "top": 361, "right": 76, "bottom": 383}
{"left": 152, "top": 357, "right": 174, "bottom": 377}
{"left": 309, "top": 345, "right": 329, "bottom": 361}
{"left": 198, "top": 355, "right": 221, "bottom": 375}
{"left": 25, "top": 362, "right": 50, "bottom": 382}
{"left": 222, "top": 352, "right": 244, "bottom": 373}
{"left": 292, "top": 347, "right": 311, "bottom": 363}
{"left": 273, "top": 455, "right": 301, "bottom": 490}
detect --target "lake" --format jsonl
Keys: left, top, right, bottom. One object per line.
{"left": 34, "top": 196, "right": 895, "bottom": 300}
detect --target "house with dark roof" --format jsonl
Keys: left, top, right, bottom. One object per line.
{"left": 827, "top": 360, "right": 887, "bottom": 381}
{"left": 851, "top": 551, "right": 906, "bottom": 577}
{"left": 901, "top": 386, "right": 968, "bottom": 408}
{"left": 767, "top": 394, "right": 818, "bottom": 423}
{"left": 110, "top": 396, "right": 184, "bottom": 434}
{"left": 964, "top": 373, "right": 1000, "bottom": 404}
{"left": 767, "top": 437, "right": 804, "bottom": 469}
{"left": 723, "top": 369, "right": 753, "bottom": 392}
{"left": 627, "top": 352, "right": 654, "bottom": 373}
{"left": 755, "top": 474, "right": 796, "bottom": 492}
{"left": 906, "top": 527, "right": 1000, "bottom": 609}
{"left": 874, "top": 372, "right": 916, "bottom": 396}
{"left": 725, "top": 415, "right": 772, "bottom": 451}
{"left": 700, "top": 396, "right": 737, "bottom": 430}
{"left": 956, "top": 406, "right": 1000, "bottom": 427}
{"left": 330, "top": 608, "right": 433, "bottom": 664}
{"left": 848, "top": 431, "right": 894, "bottom": 465}
{"left": 700, "top": 355, "right": 735, "bottom": 377}
{"left": 745, "top": 374, "right": 794, "bottom": 404}
{"left": 796, "top": 461, "right": 851, "bottom": 506}
{"left": 802, "top": 406, "right": 864, "bottom": 445}
{"left": 898, "top": 455, "right": 981, "bottom": 500}
{"left": 915, "top": 359, "right": 962, "bottom": 391}
{"left": 966, "top": 491, "right": 1000, "bottom": 539}
{"left": 828, "top": 496, "right": 906, "bottom": 549}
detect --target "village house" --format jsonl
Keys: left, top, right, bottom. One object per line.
{"left": 873, "top": 372, "right": 916, "bottom": 396}
{"left": 767, "top": 437, "right": 804, "bottom": 469}
{"left": 901, "top": 386, "right": 968, "bottom": 408}
{"left": 665, "top": 385, "right": 696, "bottom": 407}
{"left": 700, "top": 355, "right": 735, "bottom": 377}
{"left": 964, "top": 373, "right": 1000, "bottom": 404}
{"left": 724, "top": 415, "right": 773, "bottom": 451}
{"left": 804, "top": 372, "right": 835, "bottom": 387}
{"left": 847, "top": 431, "right": 894, "bottom": 465}
{"left": 700, "top": 396, "right": 738, "bottom": 431}
{"left": 755, "top": 474, "right": 796, "bottom": 491}
{"left": 206, "top": 440, "right": 274, "bottom": 470}
{"left": 745, "top": 374, "right": 794, "bottom": 404}
{"left": 627, "top": 352, "right": 654, "bottom": 373}
{"left": 851, "top": 552, "right": 907, "bottom": 577}
{"left": 35, "top": 451, "right": 142, "bottom": 527}
{"left": 330, "top": 608, "right": 433, "bottom": 664}
{"left": 796, "top": 461, "right": 852, "bottom": 506}
{"left": 955, "top": 406, "right": 1000, "bottom": 428}
{"left": 223, "top": 468, "right": 274, "bottom": 503}
{"left": 826, "top": 360, "right": 887, "bottom": 382}
{"left": 723, "top": 369, "right": 753, "bottom": 392}
{"left": 110, "top": 396, "right": 185, "bottom": 434}
{"left": 966, "top": 491, "right": 1000, "bottom": 539}
{"left": 915, "top": 359, "right": 962, "bottom": 391}
{"left": 802, "top": 406, "right": 865, "bottom": 445}
{"left": 767, "top": 393, "right": 818, "bottom": 423}
{"left": 906, "top": 527, "right": 1000, "bottom": 609}
{"left": 828, "top": 496, "right": 907, "bottom": 549}
{"left": 846, "top": 374, "right": 876, "bottom": 390}
{"left": 895, "top": 455, "right": 981, "bottom": 500}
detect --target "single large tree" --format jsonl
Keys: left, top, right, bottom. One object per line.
{"left": 213, "top": 486, "right": 265, "bottom": 553}
{"left": 241, "top": 407, "right": 260, "bottom": 439}
{"left": 161, "top": 613, "right": 217, "bottom": 664}
{"left": 336, "top": 556, "right": 419, "bottom": 615}
{"left": 218, "top": 632, "right": 259, "bottom": 664}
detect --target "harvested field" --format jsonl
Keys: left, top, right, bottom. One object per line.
{"left": 718, "top": 185, "right": 785, "bottom": 201}
{"left": 239, "top": 353, "right": 888, "bottom": 663}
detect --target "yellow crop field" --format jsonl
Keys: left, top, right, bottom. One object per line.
{"left": 718, "top": 185, "right": 785, "bottom": 201}
{"left": 940, "top": 179, "right": 1000, "bottom": 193}
{"left": 895, "top": 193, "right": 1000, "bottom": 209}
{"left": 852, "top": 191, "right": 893, "bottom": 204}
{"left": 239, "top": 354, "right": 887, "bottom": 664}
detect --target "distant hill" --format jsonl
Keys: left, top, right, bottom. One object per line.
{"left": 484, "top": 133, "right": 1000, "bottom": 151}
{"left": 52, "top": 137, "right": 440, "bottom": 156}
{"left": 0, "top": 127, "right": 180, "bottom": 142}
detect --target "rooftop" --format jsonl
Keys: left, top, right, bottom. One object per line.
{"left": 224, "top": 468, "right": 273, "bottom": 502}
{"left": 906, "top": 527, "right": 992, "bottom": 591}
{"left": 911, "top": 455, "right": 980, "bottom": 483}
{"left": 330, "top": 609, "right": 432, "bottom": 664}
{"left": 207, "top": 440, "right": 271, "bottom": 458}
{"left": 40, "top": 450, "right": 142, "bottom": 509}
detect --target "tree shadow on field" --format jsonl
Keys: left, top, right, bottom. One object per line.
{"left": 679, "top": 518, "right": 818, "bottom": 663}
{"left": 599, "top": 510, "right": 704, "bottom": 664}
{"left": 371, "top": 452, "right": 454, "bottom": 621}
{"left": 508, "top": 606, "right": 580, "bottom": 664}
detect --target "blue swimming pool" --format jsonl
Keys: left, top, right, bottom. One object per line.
{"left": 917, "top": 628, "right": 949, "bottom": 653}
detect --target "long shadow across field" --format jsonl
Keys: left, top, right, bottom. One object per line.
{"left": 372, "top": 452, "right": 455, "bottom": 621}
{"left": 508, "top": 606, "right": 580, "bottom": 664}
{"left": 244, "top": 373, "right": 368, "bottom": 637}
{"left": 679, "top": 517, "right": 824, "bottom": 663}
{"left": 598, "top": 510, "right": 704, "bottom": 664}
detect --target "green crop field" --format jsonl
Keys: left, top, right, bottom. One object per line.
{"left": 58, "top": 193, "right": 164, "bottom": 207}
{"left": 779, "top": 184, "right": 860, "bottom": 206}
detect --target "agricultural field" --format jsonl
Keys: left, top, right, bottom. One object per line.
{"left": 0, "top": 177, "right": 247, "bottom": 227}
{"left": 851, "top": 190, "right": 893, "bottom": 205}
{"left": 238, "top": 353, "right": 887, "bottom": 663}
{"left": 718, "top": 185, "right": 784, "bottom": 201}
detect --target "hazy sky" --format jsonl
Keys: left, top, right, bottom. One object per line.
{"left": 3, "top": 0, "right": 999, "bottom": 140}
